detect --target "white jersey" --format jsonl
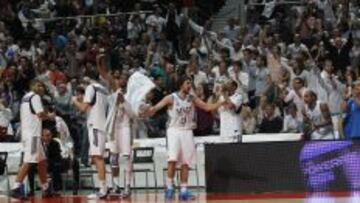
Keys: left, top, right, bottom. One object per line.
{"left": 167, "top": 93, "right": 196, "bottom": 130}
{"left": 219, "top": 93, "right": 243, "bottom": 137}
{"left": 84, "top": 83, "right": 108, "bottom": 131}
{"left": 305, "top": 100, "right": 334, "bottom": 140}
{"left": 20, "top": 91, "right": 44, "bottom": 138}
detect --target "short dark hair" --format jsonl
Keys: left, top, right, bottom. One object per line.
{"left": 293, "top": 77, "right": 304, "bottom": 86}
{"left": 42, "top": 120, "right": 57, "bottom": 135}
{"left": 306, "top": 89, "right": 317, "bottom": 99}
{"left": 232, "top": 60, "right": 242, "bottom": 68}
{"left": 229, "top": 80, "right": 238, "bottom": 90}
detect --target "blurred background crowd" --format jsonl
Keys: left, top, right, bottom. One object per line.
{"left": 0, "top": 0, "right": 360, "bottom": 164}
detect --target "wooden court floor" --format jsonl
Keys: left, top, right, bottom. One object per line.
{"left": 0, "top": 191, "right": 359, "bottom": 203}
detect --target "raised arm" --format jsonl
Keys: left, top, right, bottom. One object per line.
{"left": 188, "top": 18, "right": 205, "bottom": 35}
{"left": 193, "top": 96, "right": 224, "bottom": 112}
{"left": 147, "top": 94, "right": 173, "bottom": 116}
{"left": 96, "top": 54, "right": 112, "bottom": 83}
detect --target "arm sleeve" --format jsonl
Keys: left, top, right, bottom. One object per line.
{"left": 84, "top": 85, "right": 95, "bottom": 104}
{"left": 31, "top": 94, "right": 44, "bottom": 114}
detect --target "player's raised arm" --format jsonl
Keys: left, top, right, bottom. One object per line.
{"left": 193, "top": 95, "right": 225, "bottom": 112}
{"left": 96, "top": 53, "right": 112, "bottom": 83}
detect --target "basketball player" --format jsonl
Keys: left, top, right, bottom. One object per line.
{"left": 218, "top": 80, "right": 243, "bottom": 142}
{"left": 72, "top": 74, "right": 109, "bottom": 199}
{"left": 11, "top": 80, "right": 54, "bottom": 199}
{"left": 144, "top": 76, "right": 226, "bottom": 200}
{"left": 302, "top": 90, "right": 335, "bottom": 140}
{"left": 97, "top": 54, "right": 134, "bottom": 197}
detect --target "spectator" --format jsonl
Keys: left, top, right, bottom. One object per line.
{"left": 259, "top": 103, "right": 283, "bottom": 133}
{"left": 343, "top": 80, "right": 360, "bottom": 139}
{"left": 241, "top": 106, "right": 256, "bottom": 135}
{"left": 282, "top": 103, "right": 302, "bottom": 133}
{"left": 287, "top": 33, "right": 309, "bottom": 59}
{"left": 322, "top": 31, "right": 353, "bottom": 75}
{"left": 0, "top": 99, "right": 13, "bottom": 141}
{"left": 302, "top": 89, "right": 335, "bottom": 140}
{"left": 194, "top": 83, "right": 214, "bottom": 136}
{"left": 218, "top": 80, "right": 243, "bottom": 140}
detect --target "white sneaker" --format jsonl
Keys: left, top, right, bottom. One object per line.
{"left": 87, "top": 191, "right": 107, "bottom": 199}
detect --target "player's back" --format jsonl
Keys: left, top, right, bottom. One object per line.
{"left": 86, "top": 83, "right": 108, "bottom": 131}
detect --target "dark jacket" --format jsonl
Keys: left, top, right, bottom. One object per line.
{"left": 323, "top": 33, "right": 353, "bottom": 73}
{"left": 259, "top": 116, "right": 283, "bottom": 133}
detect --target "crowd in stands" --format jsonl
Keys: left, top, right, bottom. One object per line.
{"left": 0, "top": 0, "right": 360, "bottom": 164}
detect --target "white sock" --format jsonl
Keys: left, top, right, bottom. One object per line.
{"left": 125, "top": 157, "right": 132, "bottom": 186}
{"left": 166, "top": 178, "right": 174, "bottom": 189}
{"left": 113, "top": 176, "right": 120, "bottom": 188}
{"left": 12, "top": 182, "right": 22, "bottom": 189}
{"left": 180, "top": 183, "right": 187, "bottom": 193}
{"left": 99, "top": 180, "right": 107, "bottom": 194}
{"left": 41, "top": 182, "right": 49, "bottom": 191}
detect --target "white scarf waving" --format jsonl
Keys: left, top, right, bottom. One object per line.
{"left": 125, "top": 71, "right": 156, "bottom": 116}
{"left": 105, "top": 72, "right": 155, "bottom": 140}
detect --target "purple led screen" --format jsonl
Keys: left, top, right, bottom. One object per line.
{"left": 205, "top": 141, "right": 360, "bottom": 193}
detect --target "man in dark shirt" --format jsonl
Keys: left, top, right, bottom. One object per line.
{"left": 28, "top": 121, "right": 68, "bottom": 195}
{"left": 322, "top": 32, "right": 353, "bottom": 75}
{"left": 259, "top": 103, "right": 283, "bottom": 133}
{"left": 146, "top": 75, "right": 167, "bottom": 137}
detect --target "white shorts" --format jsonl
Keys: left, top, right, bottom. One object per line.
{"left": 166, "top": 128, "right": 196, "bottom": 166}
{"left": 109, "top": 126, "right": 131, "bottom": 156}
{"left": 23, "top": 136, "right": 46, "bottom": 164}
{"left": 88, "top": 127, "right": 106, "bottom": 157}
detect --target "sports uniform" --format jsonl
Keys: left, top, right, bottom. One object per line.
{"left": 167, "top": 93, "right": 197, "bottom": 166}
{"left": 84, "top": 83, "right": 108, "bottom": 157}
{"left": 20, "top": 91, "right": 46, "bottom": 163}
{"left": 106, "top": 89, "right": 135, "bottom": 158}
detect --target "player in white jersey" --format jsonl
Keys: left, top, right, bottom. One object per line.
{"left": 144, "top": 76, "right": 226, "bottom": 201}
{"left": 73, "top": 75, "right": 109, "bottom": 199}
{"left": 218, "top": 80, "right": 243, "bottom": 142}
{"left": 302, "top": 90, "right": 335, "bottom": 140}
{"left": 11, "top": 80, "right": 55, "bottom": 199}
{"left": 97, "top": 54, "right": 134, "bottom": 197}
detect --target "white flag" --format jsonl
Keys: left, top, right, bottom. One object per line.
{"left": 125, "top": 71, "right": 156, "bottom": 116}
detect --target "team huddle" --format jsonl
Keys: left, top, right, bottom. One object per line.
{"left": 8, "top": 54, "right": 238, "bottom": 200}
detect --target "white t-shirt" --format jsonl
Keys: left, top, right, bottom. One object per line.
{"left": 287, "top": 43, "right": 309, "bottom": 59}
{"left": 211, "top": 66, "right": 230, "bottom": 94}
{"left": 284, "top": 88, "right": 307, "bottom": 119}
{"left": 193, "top": 71, "right": 209, "bottom": 89}
{"left": 0, "top": 107, "right": 13, "bottom": 135}
{"left": 20, "top": 92, "right": 44, "bottom": 138}
{"left": 84, "top": 83, "right": 108, "bottom": 131}
{"left": 282, "top": 114, "right": 302, "bottom": 133}
{"left": 218, "top": 93, "right": 243, "bottom": 137}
